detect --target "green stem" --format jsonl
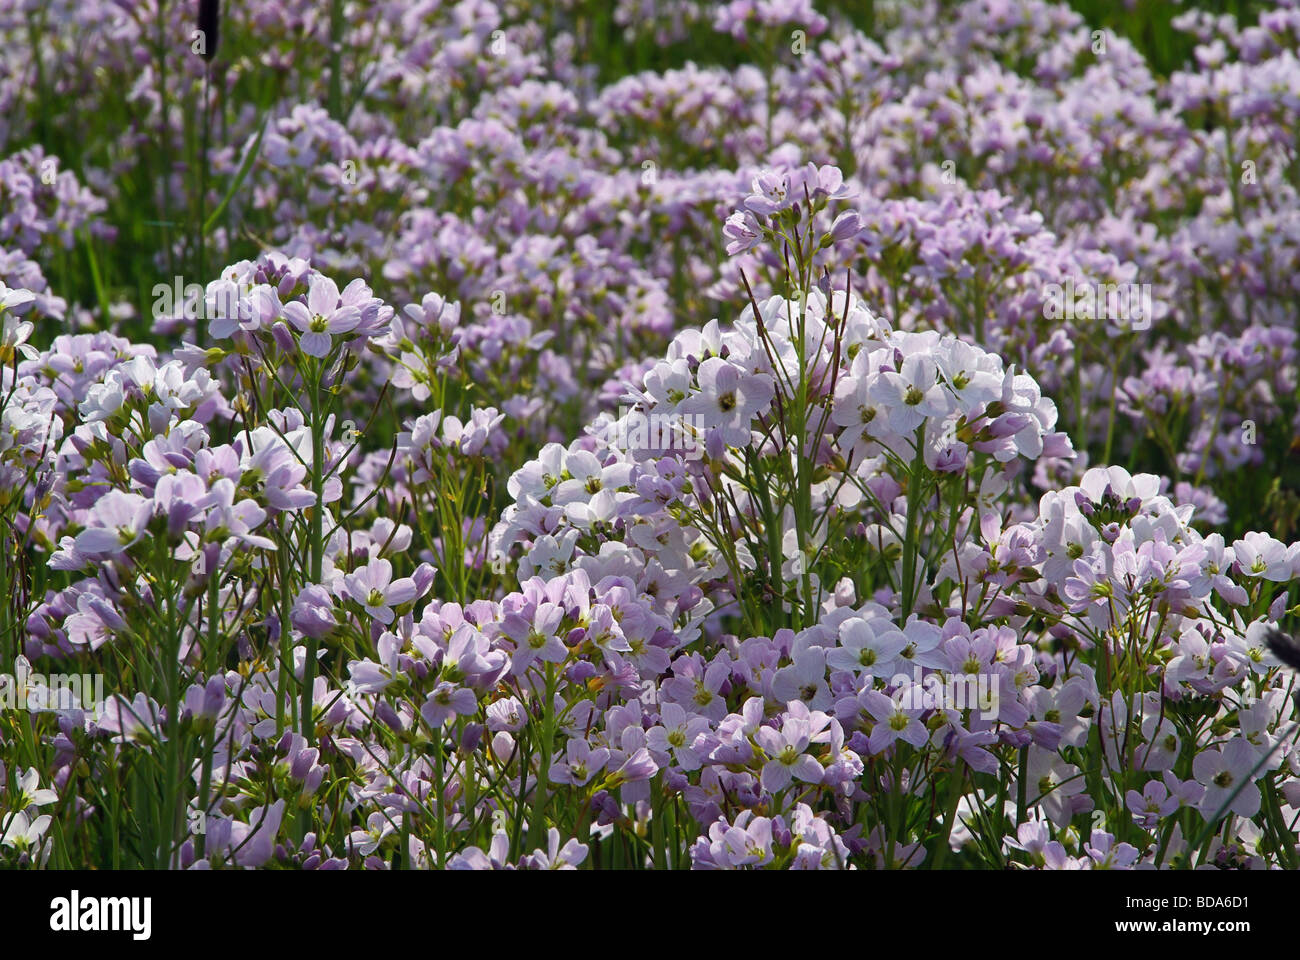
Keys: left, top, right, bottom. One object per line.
{"left": 900, "top": 428, "right": 928, "bottom": 620}
{"left": 301, "top": 367, "right": 326, "bottom": 744}
{"left": 931, "top": 768, "right": 966, "bottom": 869}
{"left": 651, "top": 774, "right": 667, "bottom": 870}
{"left": 527, "top": 665, "right": 558, "bottom": 850}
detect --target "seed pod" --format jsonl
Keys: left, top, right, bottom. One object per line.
{"left": 197, "top": 0, "right": 220, "bottom": 62}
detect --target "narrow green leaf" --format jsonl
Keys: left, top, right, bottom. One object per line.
{"left": 203, "top": 112, "right": 269, "bottom": 236}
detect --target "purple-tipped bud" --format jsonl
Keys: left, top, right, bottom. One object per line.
{"left": 85, "top": 595, "right": 127, "bottom": 631}
{"left": 166, "top": 498, "right": 198, "bottom": 538}
{"left": 491, "top": 731, "right": 516, "bottom": 761}
{"left": 25, "top": 612, "right": 51, "bottom": 639}
{"left": 33, "top": 467, "right": 55, "bottom": 501}
{"left": 676, "top": 585, "right": 703, "bottom": 613}
{"left": 291, "top": 584, "right": 337, "bottom": 641}
{"left": 663, "top": 770, "right": 689, "bottom": 792}
{"left": 290, "top": 747, "right": 320, "bottom": 781}
{"left": 566, "top": 660, "right": 598, "bottom": 684}
{"left": 202, "top": 675, "right": 226, "bottom": 718}
{"left": 987, "top": 413, "right": 1031, "bottom": 438}
{"left": 590, "top": 790, "right": 620, "bottom": 825}
{"left": 411, "top": 562, "right": 436, "bottom": 596}
{"left": 460, "top": 723, "right": 484, "bottom": 752}
{"left": 375, "top": 699, "right": 404, "bottom": 732}
{"left": 271, "top": 320, "right": 296, "bottom": 353}
{"left": 828, "top": 210, "right": 861, "bottom": 243}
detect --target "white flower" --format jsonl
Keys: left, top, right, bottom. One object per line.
{"left": 0, "top": 810, "right": 51, "bottom": 855}
{"left": 827, "top": 617, "right": 908, "bottom": 677}
{"left": 869, "top": 352, "right": 951, "bottom": 436}
{"left": 678, "top": 357, "right": 775, "bottom": 448}
{"left": 0, "top": 309, "right": 36, "bottom": 362}
{"left": 1194, "top": 737, "right": 1262, "bottom": 819}
{"left": 1232, "top": 532, "right": 1294, "bottom": 581}
{"left": 13, "top": 767, "right": 58, "bottom": 810}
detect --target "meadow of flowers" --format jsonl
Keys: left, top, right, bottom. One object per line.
{"left": 1, "top": 0, "right": 1299, "bottom": 872}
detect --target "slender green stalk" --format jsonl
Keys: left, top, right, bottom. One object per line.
{"left": 301, "top": 365, "right": 326, "bottom": 745}
{"left": 900, "top": 428, "right": 928, "bottom": 621}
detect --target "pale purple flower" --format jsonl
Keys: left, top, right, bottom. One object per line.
{"left": 1126, "top": 779, "right": 1179, "bottom": 830}
{"left": 723, "top": 209, "right": 764, "bottom": 256}
{"left": 770, "top": 645, "right": 832, "bottom": 711}
{"left": 291, "top": 584, "right": 338, "bottom": 640}
{"left": 341, "top": 558, "right": 419, "bottom": 625}
{"left": 754, "top": 716, "right": 823, "bottom": 793}
{"left": 549, "top": 738, "right": 610, "bottom": 787}
{"left": 1233, "top": 532, "right": 1293, "bottom": 581}
{"left": 283, "top": 275, "right": 362, "bottom": 358}
{"left": 1194, "top": 737, "right": 1262, "bottom": 819}
{"left": 73, "top": 491, "right": 152, "bottom": 558}
{"left": 420, "top": 681, "right": 478, "bottom": 728}
{"left": 647, "top": 702, "right": 712, "bottom": 771}
{"left": 1084, "top": 830, "right": 1139, "bottom": 869}
{"left": 500, "top": 601, "right": 569, "bottom": 675}
{"left": 522, "top": 827, "right": 588, "bottom": 870}
{"left": 862, "top": 689, "right": 928, "bottom": 754}
{"left": 828, "top": 617, "right": 908, "bottom": 678}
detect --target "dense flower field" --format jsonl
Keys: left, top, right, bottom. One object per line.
{"left": 1, "top": 0, "right": 1299, "bottom": 871}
